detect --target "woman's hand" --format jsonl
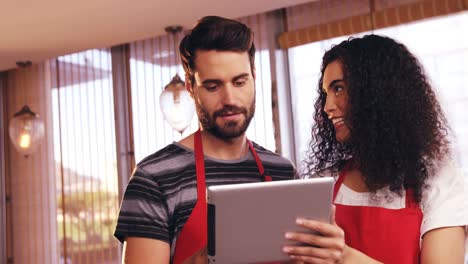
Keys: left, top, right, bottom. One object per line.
{"left": 283, "top": 206, "right": 346, "bottom": 264}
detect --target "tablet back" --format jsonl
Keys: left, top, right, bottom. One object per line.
{"left": 207, "top": 177, "right": 334, "bottom": 264}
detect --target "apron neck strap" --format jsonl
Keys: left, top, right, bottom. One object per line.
{"left": 195, "top": 130, "right": 271, "bottom": 183}
{"left": 333, "top": 161, "right": 351, "bottom": 200}
{"left": 248, "top": 140, "right": 271, "bottom": 182}
{"left": 194, "top": 129, "right": 206, "bottom": 198}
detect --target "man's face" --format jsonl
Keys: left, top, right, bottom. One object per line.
{"left": 188, "top": 50, "right": 255, "bottom": 140}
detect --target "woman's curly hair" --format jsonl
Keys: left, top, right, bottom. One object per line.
{"left": 305, "top": 35, "right": 450, "bottom": 202}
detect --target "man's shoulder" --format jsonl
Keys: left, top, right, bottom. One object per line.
{"left": 136, "top": 143, "right": 195, "bottom": 175}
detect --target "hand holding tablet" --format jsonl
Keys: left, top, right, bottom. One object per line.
{"left": 282, "top": 205, "right": 346, "bottom": 263}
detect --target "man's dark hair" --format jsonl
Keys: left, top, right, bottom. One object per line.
{"left": 179, "top": 16, "right": 255, "bottom": 85}
{"left": 306, "top": 34, "right": 450, "bottom": 203}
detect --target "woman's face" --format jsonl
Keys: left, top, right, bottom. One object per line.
{"left": 322, "top": 60, "right": 351, "bottom": 143}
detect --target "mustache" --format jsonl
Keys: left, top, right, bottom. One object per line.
{"left": 213, "top": 105, "right": 247, "bottom": 118}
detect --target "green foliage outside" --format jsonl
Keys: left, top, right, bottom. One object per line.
{"left": 57, "top": 190, "right": 120, "bottom": 254}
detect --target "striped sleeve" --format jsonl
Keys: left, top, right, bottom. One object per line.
{"left": 114, "top": 166, "right": 170, "bottom": 244}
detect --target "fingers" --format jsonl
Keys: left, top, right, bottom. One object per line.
{"left": 283, "top": 245, "right": 343, "bottom": 260}
{"left": 284, "top": 231, "right": 344, "bottom": 249}
{"left": 295, "top": 218, "right": 344, "bottom": 238}
{"left": 288, "top": 260, "right": 305, "bottom": 264}
{"left": 284, "top": 244, "right": 345, "bottom": 264}
{"left": 289, "top": 254, "right": 333, "bottom": 264}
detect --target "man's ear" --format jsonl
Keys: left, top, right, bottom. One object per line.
{"left": 252, "top": 68, "right": 256, "bottom": 81}
{"left": 185, "top": 74, "right": 194, "bottom": 98}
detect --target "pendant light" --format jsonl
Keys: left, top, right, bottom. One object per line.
{"left": 159, "top": 26, "right": 195, "bottom": 135}
{"left": 8, "top": 61, "right": 45, "bottom": 157}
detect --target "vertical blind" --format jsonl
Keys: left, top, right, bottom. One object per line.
{"left": 51, "top": 49, "right": 120, "bottom": 264}
{"left": 239, "top": 13, "right": 276, "bottom": 152}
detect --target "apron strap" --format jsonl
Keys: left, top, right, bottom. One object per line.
{"left": 194, "top": 130, "right": 206, "bottom": 197}
{"left": 333, "top": 162, "right": 350, "bottom": 200}
{"left": 404, "top": 179, "right": 418, "bottom": 208}
{"left": 405, "top": 189, "right": 419, "bottom": 209}
{"left": 172, "top": 129, "right": 207, "bottom": 264}
{"left": 248, "top": 140, "right": 272, "bottom": 182}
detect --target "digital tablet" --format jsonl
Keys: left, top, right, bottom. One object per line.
{"left": 207, "top": 177, "right": 334, "bottom": 263}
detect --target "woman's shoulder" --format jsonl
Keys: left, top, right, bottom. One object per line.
{"left": 425, "top": 156, "right": 465, "bottom": 187}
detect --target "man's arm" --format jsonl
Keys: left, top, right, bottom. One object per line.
{"left": 122, "top": 237, "right": 171, "bottom": 264}
{"left": 420, "top": 226, "right": 466, "bottom": 264}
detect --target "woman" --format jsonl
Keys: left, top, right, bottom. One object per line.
{"left": 283, "top": 35, "right": 467, "bottom": 263}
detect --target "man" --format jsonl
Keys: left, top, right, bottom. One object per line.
{"left": 114, "top": 16, "right": 296, "bottom": 263}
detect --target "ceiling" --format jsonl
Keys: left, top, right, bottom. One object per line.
{"left": 0, "top": 0, "right": 313, "bottom": 72}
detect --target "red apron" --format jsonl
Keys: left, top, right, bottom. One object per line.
{"left": 333, "top": 166, "right": 423, "bottom": 264}
{"left": 173, "top": 130, "right": 271, "bottom": 264}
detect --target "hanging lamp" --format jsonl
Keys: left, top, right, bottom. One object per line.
{"left": 159, "top": 26, "right": 195, "bottom": 135}
{"left": 8, "top": 61, "right": 45, "bottom": 157}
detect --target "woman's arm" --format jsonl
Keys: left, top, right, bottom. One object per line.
{"left": 420, "top": 226, "right": 466, "bottom": 264}
{"left": 419, "top": 158, "right": 467, "bottom": 263}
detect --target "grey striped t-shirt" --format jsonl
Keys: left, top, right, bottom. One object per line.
{"left": 114, "top": 141, "right": 296, "bottom": 257}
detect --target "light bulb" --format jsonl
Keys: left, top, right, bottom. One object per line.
{"left": 166, "top": 103, "right": 188, "bottom": 132}
{"left": 19, "top": 133, "right": 32, "bottom": 149}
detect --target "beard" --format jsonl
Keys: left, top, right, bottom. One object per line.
{"left": 196, "top": 99, "right": 255, "bottom": 140}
